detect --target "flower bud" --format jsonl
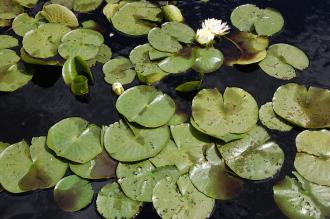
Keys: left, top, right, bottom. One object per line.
{"left": 112, "top": 82, "right": 124, "bottom": 96}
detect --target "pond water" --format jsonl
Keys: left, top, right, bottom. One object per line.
{"left": 0, "top": 0, "right": 330, "bottom": 218}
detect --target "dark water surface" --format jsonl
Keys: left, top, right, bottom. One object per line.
{"left": 1, "top": 0, "right": 330, "bottom": 218}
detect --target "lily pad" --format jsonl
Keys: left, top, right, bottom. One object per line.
{"left": 102, "top": 57, "right": 136, "bottom": 85}
{"left": 148, "top": 28, "right": 182, "bottom": 53}
{"left": 0, "top": 48, "right": 20, "bottom": 69}
{"left": 176, "top": 80, "right": 201, "bottom": 92}
{"left": 111, "top": 2, "right": 162, "bottom": 36}
{"left": 0, "top": 62, "right": 34, "bottom": 92}
{"left": 103, "top": 120, "right": 170, "bottom": 162}
{"left": 158, "top": 51, "right": 194, "bottom": 74}
{"left": 294, "top": 130, "right": 330, "bottom": 186}
{"left": 259, "top": 102, "right": 293, "bottom": 131}
{"left": 54, "top": 175, "right": 94, "bottom": 212}
{"left": 218, "top": 126, "right": 284, "bottom": 180}
{"left": 150, "top": 124, "right": 211, "bottom": 174}
{"left": 0, "top": 19, "right": 10, "bottom": 27}
{"left": 129, "top": 44, "right": 167, "bottom": 84}
{"left": 96, "top": 182, "right": 142, "bottom": 219}
{"left": 0, "top": 141, "right": 32, "bottom": 193}
{"left": 58, "top": 29, "right": 104, "bottom": 60}
{"left": 192, "top": 88, "right": 258, "bottom": 140}
{"left": 193, "top": 47, "right": 224, "bottom": 73}
{"left": 116, "top": 85, "right": 175, "bottom": 128}
{"left": 23, "top": 23, "right": 71, "bottom": 59}
{"left": 189, "top": 145, "right": 244, "bottom": 200}
{"left": 272, "top": 83, "right": 330, "bottom": 128}
{"left": 20, "top": 48, "right": 62, "bottom": 66}
{"left": 93, "top": 44, "right": 112, "bottom": 64}
{"left": 0, "top": 0, "right": 23, "bottom": 19}
{"left": 14, "top": 0, "right": 38, "bottom": 8}
{"left": 47, "top": 117, "right": 102, "bottom": 163}
{"left": 259, "top": 44, "right": 309, "bottom": 80}
{"left": 149, "top": 48, "right": 171, "bottom": 61}
{"left": 12, "top": 13, "right": 39, "bottom": 37}
{"left": 41, "top": 4, "right": 79, "bottom": 27}
{"left": 152, "top": 175, "right": 215, "bottom": 219}
{"left": 0, "top": 35, "right": 18, "bottom": 49}
{"left": 19, "top": 137, "right": 68, "bottom": 191}
{"left": 162, "top": 22, "right": 195, "bottom": 44}
{"left": 70, "top": 150, "right": 117, "bottom": 180}
{"left": 117, "top": 161, "right": 180, "bottom": 202}
{"left": 162, "top": 5, "right": 184, "bottom": 22}
{"left": 231, "top": 4, "right": 284, "bottom": 36}
{"left": 51, "top": 0, "right": 74, "bottom": 9}
{"left": 73, "top": 0, "right": 103, "bottom": 12}
{"left": 167, "top": 105, "right": 188, "bottom": 125}
{"left": 273, "top": 172, "right": 330, "bottom": 219}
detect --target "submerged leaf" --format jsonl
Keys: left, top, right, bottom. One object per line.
{"left": 218, "top": 126, "right": 284, "bottom": 180}
{"left": 96, "top": 182, "right": 142, "bottom": 219}
{"left": 116, "top": 85, "right": 176, "bottom": 128}
{"left": 272, "top": 83, "right": 330, "bottom": 128}
{"left": 176, "top": 80, "right": 201, "bottom": 92}
{"left": 54, "top": 175, "right": 94, "bottom": 212}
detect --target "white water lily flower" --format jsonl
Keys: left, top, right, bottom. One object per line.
{"left": 195, "top": 28, "right": 215, "bottom": 45}
{"left": 202, "top": 18, "right": 230, "bottom": 36}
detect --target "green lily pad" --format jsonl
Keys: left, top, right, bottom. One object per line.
{"left": 148, "top": 27, "right": 182, "bottom": 53}
{"left": 192, "top": 88, "right": 258, "bottom": 140}
{"left": 14, "top": 0, "right": 38, "bottom": 8}
{"left": 103, "top": 3, "right": 120, "bottom": 20}
{"left": 193, "top": 47, "right": 224, "bottom": 73}
{"left": 12, "top": 13, "right": 39, "bottom": 37}
{"left": 62, "top": 56, "right": 93, "bottom": 85}
{"left": 0, "top": 35, "right": 18, "bottom": 49}
{"left": 19, "top": 137, "right": 68, "bottom": 191}
{"left": 218, "top": 126, "right": 284, "bottom": 180}
{"left": 59, "top": 29, "right": 104, "bottom": 60}
{"left": 116, "top": 85, "right": 176, "bottom": 128}
{"left": 153, "top": 175, "right": 215, "bottom": 219}
{"left": 294, "top": 130, "right": 330, "bottom": 187}
{"left": 129, "top": 44, "right": 167, "bottom": 84}
{"left": 96, "top": 182, "right": 142, "bottom": 219}
{"left": 158, "top": 52, "right": 194, "bottom": 74}
{"left": 0, "top": 48, "right": 20, "bottom": 69}
{"left": 111, "top": 2, "right": 162, "bottom": 36}
{"left": 272, "top": 83, "right": 330, "bottom": 128}
{"left": 73, "top": 0, "right": 103, "bottom": 12}
{"left": 162, "top": 22, "right": 195, "bottom": 44}
{"left": 230, "top": 4, "right": 284, "bottom": 36}
{"left": 70, "top": 77, "right": 89, "bottom": 95}
{"left": 0, "top": 19, "right": 10, "bottom": 27}
{"left": 0, "top": 141, "right": 32, "bottom": 193}
{"left": 0, "top": 62, "right": 34, "bottom": 92}
{"left": 51, "top": 0, "right": 74, "bottom": 9}
{"left": 54, "top": 175, "right": 94, "bottom": 212}
{"left": 20, "top": 48, "right": 62, "bottom": 66}
{"left": 149, "top": 48, "right": 171, "bottom": 61}
{"left": 41, "top": 4, "right": 79, "bottom": 27}
{"left": 70, "top": 150, "right": 117, "bottom": 180}
{"left": 162, "top": 5, "right": 184, "bottom": 22}
{"left": 167, "top": 106, "right": 188, "bottom": 125}
{"left": 23, "top": 23, "right": 71, "bottom": 59}
{"left": 176, "top": 80, "right": 201, "bottom": 92}
{"left": 259, "top": 43, "right": 309, "bottom": 80}
{"left": 103, "top": 120, "right": 170, "bottom": 162}
{"left": 47, "top": 117, "right": 102, "bottom": 163}
{"left": 259, "top": 102, "right": 293, "bottom": 131}
{"left": 0, "top": 0, "right": 23, "bottom": 19}
{"left": 273, "top": 172, "right": 330, "bottom": 219}
{"left": 117, "top": 161, "right": 180, "bottom": 202}
{"left": 102, "top": 57, "right": 136, "bottom": 85}
{"left": 93, "top": 44, "right": 112, "bottom": 64}
{"left": 0, "top": 141, "right": 10, "bottom": 153}
{"left": 150, "top": 124, "right": 211, "bottom": 174}
{"left": 189, "top": 145, "right": 244, "bottom": 200}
